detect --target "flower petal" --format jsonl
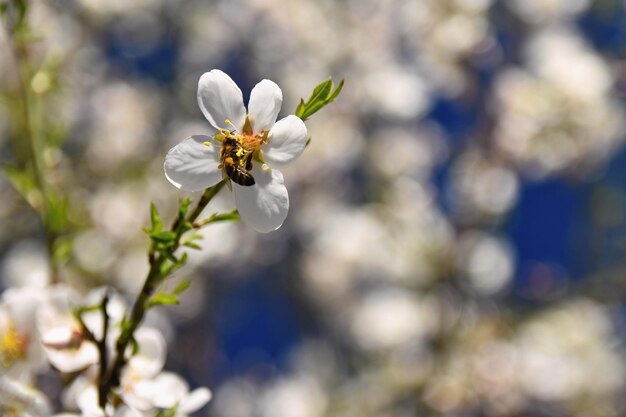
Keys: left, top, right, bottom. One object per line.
{"left": 150, "top": 372, "right": 188, "bottom": 409}
{"left": 129, "top": 327, "right": 166, "bottom": 378}
{"left": 248, "top": 79, "right": 282, "bottom": 134}
{"left": 43, "top": 341, "right": 99, "bottom": 373}
{"left": 263, "top": 115, "right": 307, "bottom": 167}
{"left": 197, "top": 70, "right": 246, "bottom": 131}
{"left": 233, "top": 165, "right": 289, "bottom": 233}
{"left": 179, "top": 387, "right": 212, "bottom": 414}
{"left": 164, "top": 135, "right": 222, "bottom": 192}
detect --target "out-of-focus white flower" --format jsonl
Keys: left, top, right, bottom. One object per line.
{"left": 164, "top": 69, "right": 308, "bottom": 233}
{"left": 62, "top": 325, "right": 209, "bottom": 417}
{"left": 138, "top": 372, "right": 211, "bottom": 416}
{"left": 351, "top": 288, "right": 437, "bottom": 351}
{"left": 516, "top": 299, "right": 624, "bottom": 402}
{"left": 213, "top": 378, "right": 258, "bottom": 417}
{"left": 259, "top": 376, "right": 327, "bottom": 417}
{"left": 493, "top": 28, "right": 625, "bottom": 178}
{"left": 117, "top": 327, "right": 168, "bottom": 411}
{"left": 38, "top": 287, "right": 125, "bottom": 373}
{"left": 85, "top": 82, "right": 162, "bottom": 173}
{"left": 507, "top": 0, "right": 590, "bottom": 24}
{"left": 0, "top": 376, "right": 51, "bottom": 417}
{"left": 451, "top": 151, "right": 519, "bottom": 219}
{"left": 66, "top": 379, "right": 129, "bottom": 417}
{"left": 458, "top": 232, "right": 515, "bottom": 295}
{"left": 0, "top": 287, "right": 48, "bottom": 382}
{"left": 1, "top": 240, "right": 50, "bottom": 288}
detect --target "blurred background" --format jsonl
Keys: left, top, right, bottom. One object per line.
{"left": 2, "top": 0, "right": 626, "bottom": 416}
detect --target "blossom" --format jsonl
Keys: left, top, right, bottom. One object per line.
{"left": 164, "top": 69, "right": 308, "bottom": 233}
{"left": 38, "top": 286, "right": 125, "bottom": 373}
{"left": 0, "top": 286, "right": 48, "bottom": 383}
{"left": 0, "top": 376, "right": 50, "bottom": 417}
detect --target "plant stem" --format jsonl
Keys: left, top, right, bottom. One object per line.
{"left": 97, "top": 292, "right": 110, "bottom": 410}
{"left": 100, "top": 181, "right": 226, "bottom": 404}
{"left": 10, "top": 16, "right": 60, "bottom": 283}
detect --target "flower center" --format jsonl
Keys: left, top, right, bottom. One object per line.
{"left": 0, "top": 325, "right": 29, "bottom": 367}
{"left": 212, "top": 116, "right": 269, "bottom": 187}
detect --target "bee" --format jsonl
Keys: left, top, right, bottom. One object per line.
{"left": 220, "top": 136, "right": 255, "bottom": 186}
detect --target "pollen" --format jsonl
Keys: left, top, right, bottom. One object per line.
{"left": 0, "top": 325, "right": 28, "bottom": 367}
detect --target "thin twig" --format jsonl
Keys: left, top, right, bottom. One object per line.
{"left": 100, "top": 181, "right": 228, "bottom": 402}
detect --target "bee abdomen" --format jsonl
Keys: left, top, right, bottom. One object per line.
{"left": 225, "top": 165, "right": 255, "bottom": 186}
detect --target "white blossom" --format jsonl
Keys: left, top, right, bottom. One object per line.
{"left": 164, "top": 69, "right": 308, "bottom": 233}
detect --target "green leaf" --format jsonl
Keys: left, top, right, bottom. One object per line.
{"left": 47, "top": 193, "right": 68, "bottom": 232}
{"left": 3, "top": 164, "right": 42, "bottom": 210}
{"left": 159, "top": 252, "right": 188, "bottom": 276}
{"left": 149, "top": 231, "right": 177, "bottom": 243}
{"left": 73, "top": 303, "right": 102, "bottom": 316}
{"left": 173, "top": 279, "right": 192, "bottom": 295}
{"left": 148, "top": 293, "right": 180, "bottom": 308}
{"left": 308, "top": 78, "right": 333, "bottom": 104}
{"left": 327, "top": 78, "right": 344, "bottom": 102}
{"left": 209, "top": 210, "right": 240, "bottom": 222}
{"left": 295, "top": 98, "right": 306, "bottom": 118}
{"left": 52, "top": 235, "right": 73, "bottom": 265}
{"left": 150, "top": 202, "right": 163, "bottom": 232}
{"left": 130, "top": 336, "right": 140, "bottom": 356}
{"left": 296, "top": 77, "right": 344, "bottom": 121}
{"left": 181, "top": 233, "right": 204, "bottom": 250}
{"left": 178, "top": 198, "right": 191, "bottom": 219}
{"left": 182, "top": 241, "right": 202, "bottom": 250}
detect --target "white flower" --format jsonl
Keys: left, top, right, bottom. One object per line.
{"left": 117, "top": 327, "right": 167, "bottom": 411}
{"left": 145, "top": 372, "right": 212, "bottom": 416}
{"left": 0, "top": 375, "right": 51, "bottom": 417}
{"left": 0, "top": 286, "right": 48, "bottom": 382}
{"left": 38, "top": 286, "right": 126, "bottom": 373}
{"left": 164, "top": 69, "right": 308, "bottom": 233}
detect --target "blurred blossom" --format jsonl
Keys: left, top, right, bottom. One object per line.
{"left": 458, "top": 232, "right": 515, "bottom": 295}
{"left": 350, "top": 288, "right": 437, "bottom": 351}
{"left": 72, "top": 230, "right": 116, "bottom": 274}
{"left": 75, "top": 0, "right": 161, "bottom": 17}
{"left": 451, "top": 151, "right": 519, "bottom": 220}
{"left": 1, "top": 240, "right": 50, "bottom": 288}
{"left": 84, "top": 82, "right": 163, "bottom": 173}
{"left": 493, "top": 27, "right": 625, "bottom": 178}
{"left": 516, "top": 299, "right": 624, "bottom": 406}
{"left": 213, "top": 378, "right": 258, "bottom": 417}
{"left": 0, "top": 376, "right": 50, "bottom": 417}
{"left": 381, "top": 179, "right": 456, "bottom": 284}
{"left": 112, "top": 246, "right": 149, "bottom": 293}
{"left": 301, "top": 205, "right": 385, "bottom": 301}
{"left": 362, "top": 65, "right": 431, "bottom": 119}
{"left": 259, "top": 376, "right": 327, "bottom": 417}
{"left": 507, "top": 0, "right": 591, "bottom": 24}
{"left": 402, "top": 0, "right": 494, "bottom": 94}
{"left": 27, "top": 1, "right": 82, "bottom": 60}
{"left": 369, "top": 124, "right": 447, "bottom": 180}
{"left": 0, "top": 286, "right": 48, "bottom": 383}
{"left": 89, "top": 183, "right": 148, "bottom": 241}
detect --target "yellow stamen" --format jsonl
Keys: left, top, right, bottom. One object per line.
{"left": 0, "top": 325, "right": 28, "bottom": 367}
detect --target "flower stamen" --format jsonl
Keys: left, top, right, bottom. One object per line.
{"left": 0, "top": 325, "right": 28, "bottom": 367}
